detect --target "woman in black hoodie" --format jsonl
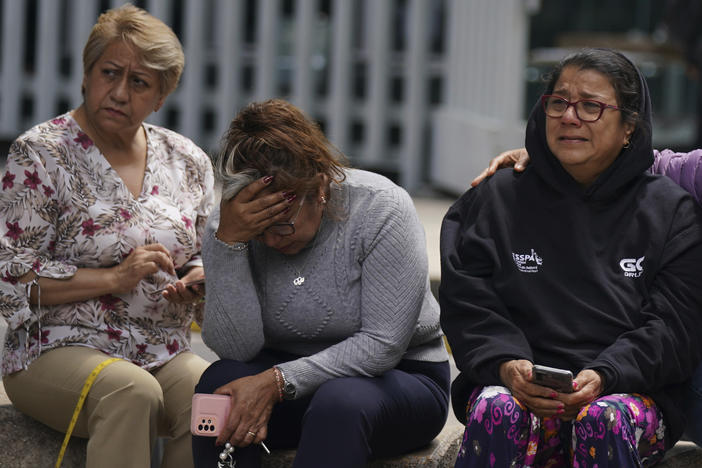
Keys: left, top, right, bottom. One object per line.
{"left": 440, "top": 48, "right": 702, "bottom": 467}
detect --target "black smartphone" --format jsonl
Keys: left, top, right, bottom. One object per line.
{"left": 153, "top": 278, "right": 205, "bottom": 294}
{"left": 532, "top": 364, "right": 574, "bottom": 393}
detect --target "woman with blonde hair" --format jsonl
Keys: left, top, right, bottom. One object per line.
{"left": 0, "top": 5, "right": 214, "bottom": 467}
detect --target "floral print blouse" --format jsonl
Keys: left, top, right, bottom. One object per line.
{"left": 0, "top": 112, "right": 215, "bottom": 376}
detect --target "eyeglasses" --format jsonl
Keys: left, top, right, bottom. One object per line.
{"left": 541, "top": 94, "right": 623, "bottom": 122}
{"left": 265, "top": 196, "right": 305, "bottom": 236}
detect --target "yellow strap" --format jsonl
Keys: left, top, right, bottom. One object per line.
{"left": 55, "top": 357, "right": 122, "bottom": 468}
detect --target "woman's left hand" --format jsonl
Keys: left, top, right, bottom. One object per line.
{"left": 470, "top": 148, "right": 529, "bottom": 187}
{"left": 214, "top": 368, "right": 280, "bottom": 448}
{"left": 161, "top": 266, "right": 205, "bottom": 304}
{"left": 556, "top": 369, "right": 604, "bottom": 420}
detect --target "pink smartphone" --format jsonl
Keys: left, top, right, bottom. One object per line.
{"left": 191, "top": 393, "right": 231, "bottom": 436}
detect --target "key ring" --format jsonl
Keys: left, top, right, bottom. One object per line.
{"left": 217, "top": 442, "right": 236, "bottom": 468}
{"left": 216, "top": 438, "right": 270, "bottom": 466}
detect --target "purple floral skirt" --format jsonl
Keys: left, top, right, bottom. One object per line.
{"left": 454, "top": 386, "right": 666, "bottom": 468}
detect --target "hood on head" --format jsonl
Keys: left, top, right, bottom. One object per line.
{"left": 524, "top": 51, "right": 654, "bottom": 201}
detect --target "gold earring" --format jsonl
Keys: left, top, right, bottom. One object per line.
{"left": 623, "top": 139, "right": 631, "bottom": 149}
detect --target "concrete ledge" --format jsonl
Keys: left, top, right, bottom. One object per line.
{"left": 657, "top": 441, "right": 702, "bottom": 467}
{"left": 1, "top": 379, "right": 87, "bottom": 467}
{"left": 0, "top": 405, "right": 87, "bottom": 467}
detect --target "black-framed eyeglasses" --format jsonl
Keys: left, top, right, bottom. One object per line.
{"left": 265, "top": 196, "right": 305, "bottom": 236}
{"left": 541, "top": 94, "right": 623, "bottom": 122}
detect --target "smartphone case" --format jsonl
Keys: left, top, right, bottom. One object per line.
{"left": 191, "top": 393, "right": 231, "bottom": 436}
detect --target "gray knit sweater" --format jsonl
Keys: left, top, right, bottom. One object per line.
{"left": 201, "top": 169, "right": 448, "bottom": 398}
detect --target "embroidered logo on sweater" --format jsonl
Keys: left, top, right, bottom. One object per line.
{"left": 619, "top": 256, "right": 644, "bottom": 278}
{"left": 512, "top": 249, "right": 542, "bottom": 273}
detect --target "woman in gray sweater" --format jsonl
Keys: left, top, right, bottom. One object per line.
{"left": 192, "top": 99, "right": 449, "bottom": 467}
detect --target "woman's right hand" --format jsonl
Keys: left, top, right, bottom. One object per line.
{"left": 470, "top": 148, "right": 530, "bottom": 187}
{"left": 216, "top": 175, "right": 296, "bottom": 243}
{"left": 110, "top": 243, "right": 176, "bottom": 295}
{"left": 499, "top": 359, "right": 565, "bottom": 418}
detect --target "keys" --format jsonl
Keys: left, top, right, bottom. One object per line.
{"left": 217, "top": 442, "right": 236, "bottom": 468}
{"left": 216, "top": 441, "right": 269, "bottom": 466}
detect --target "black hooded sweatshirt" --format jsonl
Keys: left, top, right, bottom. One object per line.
{"left": 439, "top": 60, "right": 702, "bottom": 444}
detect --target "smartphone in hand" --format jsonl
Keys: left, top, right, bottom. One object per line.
{"left": 191, "top": 393, "right": 272, "bottom": 454}
{"left": 532, "top": 364, "right": 574, "bottom": 393}
{"left": 191, "top": 393, "right": 231, "bottom": 436}
{"left": 154, "top": 278, "right": 205, "bottom": 294}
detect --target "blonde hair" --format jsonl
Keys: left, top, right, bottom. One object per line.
{"left": 82, "top": 4, "right": 184, "bottom": 96}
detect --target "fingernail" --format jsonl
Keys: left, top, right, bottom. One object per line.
{"left": 573, "top": 381, "right": 578, "bottom": 390}
{"left": 550, "top": 392, "right": 557, "bottom": 398}
{"left": 557, "top": 408, "right": 565, "bottom": 414}
{"left": 285, "top": 193, "right": 297, "bottom": 202}
{"left": 263, "top": 175, "right": 274, "bottom": 184}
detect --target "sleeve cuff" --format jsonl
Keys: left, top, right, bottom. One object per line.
{"left": 589, "top": 366, "right": 616, "bottom": 394}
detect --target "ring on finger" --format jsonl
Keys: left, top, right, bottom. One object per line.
{"left": 246, "top": 430, "right": 257, "bottom": 438}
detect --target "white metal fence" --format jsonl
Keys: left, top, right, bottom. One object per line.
{"left": 0, "top": 0, "right": 533, "bottom": 192}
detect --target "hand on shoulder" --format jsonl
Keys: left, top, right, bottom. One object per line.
{"left": 470, "top": 148, "right": 530, "bottom": 187}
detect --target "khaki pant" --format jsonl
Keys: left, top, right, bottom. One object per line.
{"left": 4, "top": 346, "right": 209, "bottom": 468}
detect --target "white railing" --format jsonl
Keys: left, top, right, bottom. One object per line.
{"left": 0, "top": 0, "right": 533, "bottom": 193}
{"left": 433, "top": 0, "right": 535, "bottom": 193}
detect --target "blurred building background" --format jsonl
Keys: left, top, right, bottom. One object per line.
{"left": 0, "top": 0, "right": 696, "bottom": 195}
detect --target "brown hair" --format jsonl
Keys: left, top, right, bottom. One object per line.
{"left": 216, "top": 99, "right": 348, "bottom": 199}
{"left": 82, "top": 4, "right": 184, "bottom": 96}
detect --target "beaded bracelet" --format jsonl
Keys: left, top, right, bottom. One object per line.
{"left": 272, "top": 367, "right": 284, "bottom": 402}
{"left": 213, "top": 232, "right": 248, "bottom": 251}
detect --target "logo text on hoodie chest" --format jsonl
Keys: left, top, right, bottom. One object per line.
{"left": 512, "top": 249, "right": 543, "bottom": 273}
{"left": 619, "top": 256, "right": 644, "bottom": 278}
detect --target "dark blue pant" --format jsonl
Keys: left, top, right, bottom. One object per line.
{"left": 192, "top": 349, "right": 450, "bottom": 468}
